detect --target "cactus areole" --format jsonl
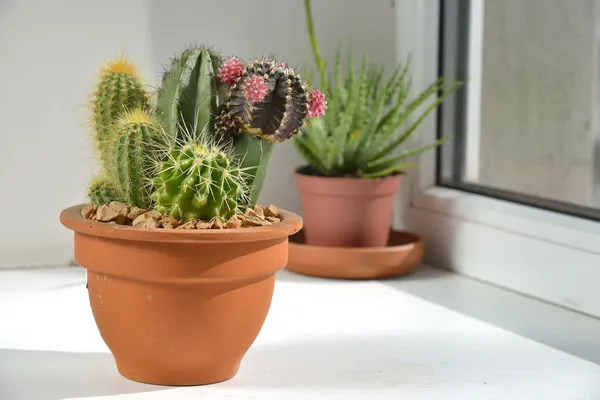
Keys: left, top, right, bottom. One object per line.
{"left": 59, "top": 44, "right": 325, "bottom": 386}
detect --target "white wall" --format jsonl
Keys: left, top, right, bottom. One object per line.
{"left": 0, "top": 0, "right": 396, "bottom": 267}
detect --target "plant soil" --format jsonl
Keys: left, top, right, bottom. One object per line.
{"left": 80, "top": 202, "right": 281, "bottom": 230}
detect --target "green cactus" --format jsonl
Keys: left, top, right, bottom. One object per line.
{"left": 90, "top": 57, "right": 150, "bottom": 167}
{"left": 156, "top": 45, "right": 229, "bottom": 141}
{"left": 228, "top": 134, "right": 274, "bottom": 207}
{"left": 150, "top": 130, "right": 250, "bottom": 221}
{"left": 87, "top": 177, "right": 122, "bottom": 206}
{"left": 105, "top": 108, "right": 163, "bottom": 209}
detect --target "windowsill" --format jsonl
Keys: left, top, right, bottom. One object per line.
{"left": 412, "top": 186, "right": 600, "bottom": 253}
{"left": 404, "top": 185, "right": 600, "bottom": 318}
{"left": 1, "top": 265, "right": 600, "bottom": 399}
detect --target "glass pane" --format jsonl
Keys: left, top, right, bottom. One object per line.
{"left": 438, "top": 0, "right": 600, "bottom": 219}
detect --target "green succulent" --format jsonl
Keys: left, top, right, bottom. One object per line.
{"left": 294, "top": 0, "right": 464, "bottom": 179}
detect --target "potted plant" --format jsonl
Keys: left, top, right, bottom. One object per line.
{"left": 60, "top": 45, "right": 326, "bottom": 385}
{"left": 292, "top": 0, "right": 464, "bottom": 249}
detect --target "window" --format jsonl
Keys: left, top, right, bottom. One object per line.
{"left": 439, "top": 0, "right": 600, "bottom": 221}
{"left": 396, "top": 0, "right": 600, "bottom": 318}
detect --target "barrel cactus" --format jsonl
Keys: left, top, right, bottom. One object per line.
{"left": 150, "top": 134, "right": 249, "bottom": 221}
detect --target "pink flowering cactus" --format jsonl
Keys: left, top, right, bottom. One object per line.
{"left": 215, "top": 57, "right": 327, "bottom": 142}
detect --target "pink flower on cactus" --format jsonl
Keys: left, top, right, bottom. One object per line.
{"left": 307, "top": 89, "right": 327, "bottom": 118}
{"left": 218, "top": 57, "right": 244, "bottom": 85}
{"left": 242, "top": 75, "right": 268, "bottom": 103}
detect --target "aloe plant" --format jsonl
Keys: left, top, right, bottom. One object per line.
{"left": 295, "top": 0, "right": 464, "bottom": 179}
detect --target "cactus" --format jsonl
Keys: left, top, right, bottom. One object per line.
{"left": 156, "top": 46, "right": 229, "bottom": 141}
{"left": 150, "top": 127, "right": 250, "bottom": 221}
{"left": 87, "top": 177, "right": 122, "bottom": 206}
{"left": 105, "top": 108, "right": 163, "bottom": 209}
{"left": 215, "top": 58, "right": 322, "bottom": 142}
{"left": 90, "top": 57, "right": 150, "bottom": 167}
{"left": 213, "top": 57, "right": 326, "bottom": 205}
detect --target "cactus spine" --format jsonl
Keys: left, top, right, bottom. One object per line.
{"left": 87, "top": 177, "right": 122, "bottom": 206}
{"left": 150, "top": 132, "right": 249, "bottom": 221}
{"left": 91, "top": 58, "right": 150, "bottom": 167}
{"left": 106, "top": 108, "right": 162, "bottom": 208}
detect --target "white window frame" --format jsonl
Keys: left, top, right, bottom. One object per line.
{"left": 394, "top": 0, "right": 600, "bottom": 318}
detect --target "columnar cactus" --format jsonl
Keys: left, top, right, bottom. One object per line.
{"left": 90, "top": 57, "right": 150, "bottom": 167}
{"left": 215, "top": 58, "right": 326, "bottom": 142}
{"left": 105, "top": 108, "right": 162, "bottom": 208}
{"left": 156, "top": 46, "right": 228, "bottom": 141}
{"left": 150, "top": 134, "right": 249, "bottom": 221}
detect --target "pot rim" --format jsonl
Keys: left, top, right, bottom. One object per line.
{"left": 289, "top": 229, "right": 423, "bottom": 253}
{"left": 294, "top": 166, "right": 402, "bottom": 197}
{"left": 294, "top": 165, "right": 403, "bottom": 183}
{"left": 60, "top": 204, "right": 303, "bottom": 243}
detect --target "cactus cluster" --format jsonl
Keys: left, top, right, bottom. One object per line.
{"left": 84, "top": 45, "right": 327, "bottom": 223}
{"left": 88, "top": 57, "right": 157, "bottom": 207}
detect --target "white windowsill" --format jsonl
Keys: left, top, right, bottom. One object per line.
{"left": 413, "top": 186, "right": 600, "bottom": 254}
{"left": 404, "top": 185, "right": 600, "bottom": 319}
{"left": 1, "top": 265, "right": 600, "bottom": 400}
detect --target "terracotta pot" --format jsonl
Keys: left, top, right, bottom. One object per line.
{"left": 59, "top": 204, "right": 302, "bottom": 386}
{"left": 295, "top": 167, "right": 402, "bottom": 248}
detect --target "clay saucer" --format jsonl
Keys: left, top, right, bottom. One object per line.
{"left": 286, "top": 229, "right": 425, "bottom": 280}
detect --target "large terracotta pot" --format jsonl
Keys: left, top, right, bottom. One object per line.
{"left": 59, "top": 204, "right": 302, "bottom": 386}
{"left": 295, "top": 167, "right": 402, "bottom": 248}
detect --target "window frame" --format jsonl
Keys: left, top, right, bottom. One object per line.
{"left": 394, "top": 0, "right": 600, "bottom": 318}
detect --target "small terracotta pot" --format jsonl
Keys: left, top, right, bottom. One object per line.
{"left": 295, "top": 167, "right": 402, "bottom": 248}
{"left": 60, "top": 204, "right": 302, "bottom": 386}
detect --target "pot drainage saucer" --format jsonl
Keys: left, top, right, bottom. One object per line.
{"left": 286, "top": 229, "right": 425, "bottom": 280}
